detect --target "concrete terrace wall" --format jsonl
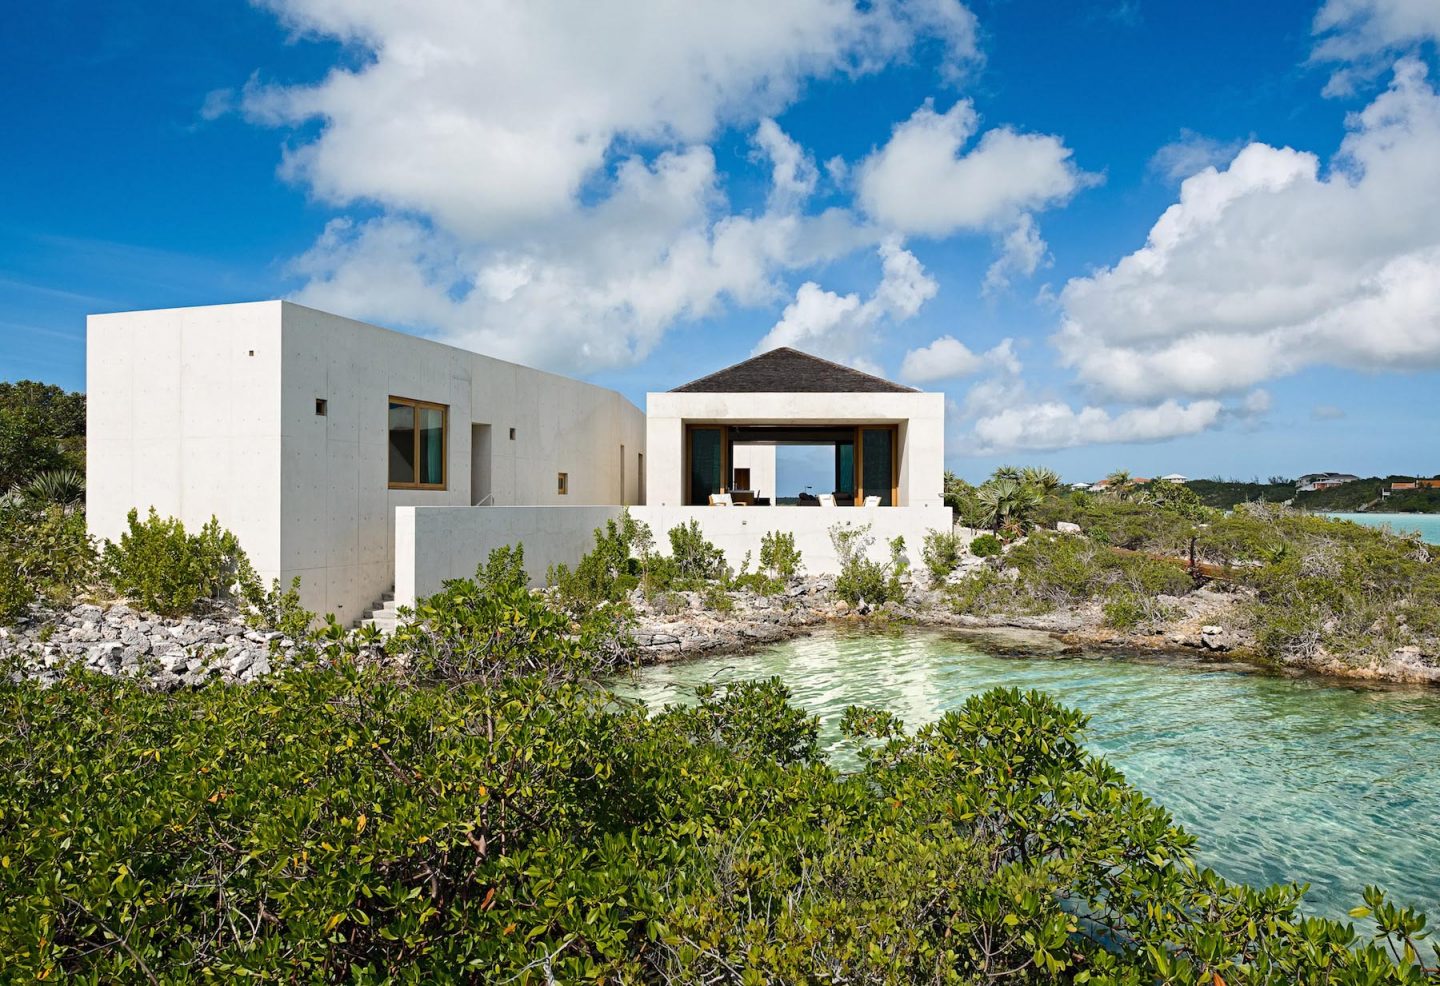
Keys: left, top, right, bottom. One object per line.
{"left": 396, "top": 505, "right": 624, "bottom": 606}
{"left": 395, "top": 504, "right": 956, "bottom": 607}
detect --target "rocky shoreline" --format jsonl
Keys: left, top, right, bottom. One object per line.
{"left": 0, "top": 602, "right": 304, "bottom": 689}
{"left": 5, "top": 572, "right": 1438, "bottom": 689}
{"left": 628, "top": 574, "right": 1440, "bottom": 686}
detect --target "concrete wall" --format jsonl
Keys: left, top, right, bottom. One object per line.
{"left": 88, "top": 301, "right": 645, "bottom": 624}
{"left": 87, "top": 302, "right": 287, "bottom": 579}
{"left": 632, "top": 505, "right": 953, "bottom": 575}
{"left": 729, "top": 444, "right": 777, "bottom": 501}
{"left": 276, "top": 303, "right": 646, "bottom": 621}
{"left": 395, "top": 503, "right": 955, "bottom": 606}
{"left": 644, "top": 391, "right": 945, "bottom": 508}
{"left": 396, "top": 505, "right": 625, "bottom": 606}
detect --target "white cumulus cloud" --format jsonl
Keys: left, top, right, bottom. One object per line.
{"left": 1055, "top": 59, "right": 1440, "bottom": 404}
{"left": 900, "top": 336, "right": 1019, "bottom": 383}
{"left": 969, "top": 398, "right": 1225, "bottom": 453}
{"left": 856, "top": 99, "right": 1095, "bottom": 237}
{"left": 1313, "top": 0, "right": 1440, "bottom": 95}
{"left": 248, "top": 0, "right": 980, "bottom": 238}
{"left": 754, "top": 239, "right": 937, "bottom": 372}
{"left": 240, "top": 0, "right": 982, "bottom": 374}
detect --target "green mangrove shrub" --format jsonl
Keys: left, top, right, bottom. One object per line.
{"left": 667, "top": 518, "right": 726, "bottom": 583}
{"left": 829, "top": 521, "right": 904, "bottom": 606}
{"left": 547, "top": 509, "right": 648, "bottom": 607}
{"left": 0, "top": 498, "right": 96, "bottom": 623}
{"left": 968, "top": 532, "right": 1003, "bottom": 558}
{"left": 758, "top": 529, "right": 802, "bottom": 579}
{"left": 101, "top": 508, "right": 259, "bottom": 617}
{"left": 922, "top": 528, "right": 963, "bottom": 585}
{"left": 399, "top": 545, "right": 633, "bottom": 682}
{"left": 0, "top": 669, "right": 1434, "bottom": 983}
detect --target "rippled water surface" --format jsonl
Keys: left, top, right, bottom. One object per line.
{"left": 615, "top": 629, "right": 1440, "bottom": 922}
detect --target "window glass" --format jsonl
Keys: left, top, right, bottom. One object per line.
{"left": 861, "top": 429, "right": 893, "bottom": 506}
{"left": 389, "top": 398, "right": 447, "bottom": 488}
{"left": 688, "top": 428, "right": 722, "bottom": 505}
{"left": 418, "top": 406, "right": 444, "bottom": 485}
{"left": 388, "top": 402, "right": 415, "bottom": 484}
{"left": 835, "top": 442, "right": 855, "bottom": 494}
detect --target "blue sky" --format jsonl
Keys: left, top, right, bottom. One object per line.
{"left": 3, "top": 0, "right": 1439, "bottom": 483}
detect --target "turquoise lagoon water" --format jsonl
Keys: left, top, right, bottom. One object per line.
{"left": 617, "top": 630, "right": 1440, "bottom": 923}
{"left": 1326, "top": 511, "right": 1440, "bottom": 544}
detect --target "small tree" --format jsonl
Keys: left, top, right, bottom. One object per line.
{"left": 101, "top": 508, "right": 258, "bottom": 617}
{"left": 759, "top": 530, "right": 803, "bottom": 578}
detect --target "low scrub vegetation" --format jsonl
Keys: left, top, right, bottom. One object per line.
{"left": 947, "top": 529, "right": 1193, "bottom": 627}
{"left": 1, "top": 626, "right": 1433, "bottom": 982}
{"left": 0, "top": 498, "right": 96, "bottom": 623}
{"left": 1196, "top": 504, "right": 1440, "bottom": 663}
{"left": 830, "top": 522, "right": 907, "bottom": 606}
{"left": 101, "top": 507, "right": 258, "bottom": 617}
{"left": 921, "top": 528, "right": 964, "bottom": 585}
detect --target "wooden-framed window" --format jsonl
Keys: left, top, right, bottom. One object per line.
{"left": 557, "top": 472, "right": 569, "bottom": 495}
{"left": 388, "top": 397, "right": 448, "bottom": 490}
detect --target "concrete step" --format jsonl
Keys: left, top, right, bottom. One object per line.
{"left": 354, "top": 585, "right": 398, "bottom": 630}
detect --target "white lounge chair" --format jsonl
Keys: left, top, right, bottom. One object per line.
{"left": 819, "top": 493, "right": 837, "bottom": 507}
{"left": 863, "top": 495, "right": 881, "bottom": 507}
{"left": 708, "top": 492, "right": 733, "bottom": 506}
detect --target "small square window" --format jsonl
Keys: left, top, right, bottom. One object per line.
{"left": 247, "top": 349, "right": 255, "bottom": 357}
{"left": 315, "top": 398, "right": 328, "bottom": 416}
{"left": 509, "top": 427, "right": 516, "bottom": 440}
{"left": 557, "top": 472, "right": 568, "bottom": 495}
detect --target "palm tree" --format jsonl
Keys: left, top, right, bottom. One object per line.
{"left": 991, "top": 464, "right": 1022, "bottom": 484}
{"left": 1020, "top": 466, "right": 1062, "bottom": 496}
{"left": 975, "top": 478, "right": 1042, "bottom": 532}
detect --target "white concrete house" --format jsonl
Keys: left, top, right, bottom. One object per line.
{"left": 88, "top": 304, "right": 951, "bottom": 621}
{"left": 87, "top": 301, "right": 645, "bottom": 622}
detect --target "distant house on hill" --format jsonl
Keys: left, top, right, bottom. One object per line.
{"left": 1296, "top": 472, "right": 1360, "bottom": 492}
{"left": 1159, "top": 473, "right": 1188, "bottom": 484}
{"left": 1390, "top": 479, "right": 1440, "bottom": 492}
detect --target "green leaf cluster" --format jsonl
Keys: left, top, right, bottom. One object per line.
{"left": 829, "top": 522, "right": 906, "bottom": 607}
{"left": 1, "top": 660, "right": 1434, "bottom": 983}
{"left": 0, "top": 498, "right": 97, "bottom": 622}
{"left": 100, "top": 508, "right": 259, "bottom": 617}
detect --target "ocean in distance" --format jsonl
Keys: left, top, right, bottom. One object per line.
{"left": 1326, "top": 511, "right": 1440, "bottom": 544}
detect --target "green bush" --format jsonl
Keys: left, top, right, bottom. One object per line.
{"left": 829, "top": 522, "right": 904, "bottom": 607}
{"left": 0, "top": 499, "right": 97, "bottom": 623}
{"left": 246, "top": 575, "right": 317, "bottom": 640}
{"left": 729, "top": 551, "right": 784, "bottom": 596}
{"left": 944, "top": 566, "right": 1012, "bottom": 615}
{"left": 921, "top": 528, "right": 963, "bottom": 584}
{"left": 758, "top": 529, "right": 802, "bottom": 578}
{"left": 1197, "top": 504, "right": 1440, "bottom": 662}
{"left": 0, "top": 668, "right": 1433, "bottom": 983}
{"left": 547, "top": 510, "right": 648, "bottom": 608}
{"left": 1006, "top": 531, "right": 1194, "bottom": 609}
{"left": 666, "top": 518, "right": 726, "bottom": 583}
{"left": 101, "top": 508, "right": 258, "bottom": 617}
{"left": 398, "top": 545, "right": 633, "bottom": 682}
{"left": 969, "top": 532, "right": 1002, "bottom": 558}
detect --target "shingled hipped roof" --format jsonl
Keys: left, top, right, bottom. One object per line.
{"left": 670, "top": 347, "right": 916, "bottom": 394}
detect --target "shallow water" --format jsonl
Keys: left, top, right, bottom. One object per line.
{"left": 1327, "top": 511, "right": 1440, "bottom": 544}
{"left": 615, "top": 629, "right": 1440, "bottom": 923}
